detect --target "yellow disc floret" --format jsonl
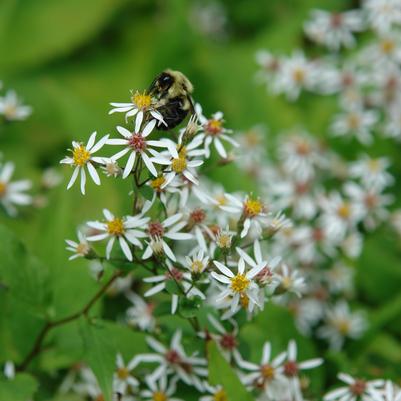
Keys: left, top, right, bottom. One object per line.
{"left": 132, "top": 90, "right": 152, "bottom": 109}
{"left": 153, "top": 391, "right": 167, "bottom": 401}
{"left": 337, "top": 202, "right": 351, "bottom": 219}
{"left": 116, "top": 367, "right": 130, "bottom": 380}
{"left": 191, "top": 260, "right": 204, "bottom": 274}
{"left": 0, "top": 181, "right": 7, "bottom": 197}
{"left": 171, "top": 157, "right": 187, "bottom": 173}
{"left": 213, "top": 389, "right": 228, "bottom": 401}
{"left": 107, "top": 218, "right": 125, "bottom": 236}
{"left": 230, "top": 273, "right": 250, "bottom": 293}
{"left": 244, "top": 198, "right": 263, "bottom": 217}
{"left": 73, "top": 145, "right": 91, "bottom": 167}
{"left": 150, "top": 176, "right": 166, "bottom": 192}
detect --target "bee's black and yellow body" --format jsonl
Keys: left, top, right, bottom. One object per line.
{"left": 148, "top": 69, "right": 194, "bottom": 130}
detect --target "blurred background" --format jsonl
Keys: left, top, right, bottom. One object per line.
{"left": 1, "top": 0, "right": 401, "bottom": 397}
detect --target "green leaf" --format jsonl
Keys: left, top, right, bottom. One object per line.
{"left": 139, "top": 185, "right": 154, "bottom": 201}
{"left": 207, "top": 340, "right": 253, "bottom": 401}
{"left": 80, "top": 319, "right": 116, "bottom": 401}
{"left": 180, "top": 296, "right": 202, "bottom": 318}
{"left": 0, "top": 373, "right": 38, "bottom": 401}
{"left": 0, "top": 224, "right": 52, "bottom": 317}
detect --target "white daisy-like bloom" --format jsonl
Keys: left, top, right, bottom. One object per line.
{"left": 317, "top": 301, "right": 367, "bottom": 350}
{"left": 221, "top": 193, "right": 268, "bottom": 238}
{"left": 199, "top": 383, "right": 228, "bottom": 401}
{"left": 360, "top": 34, "right": 401, "bottom": 67}
{"left": 153, "top": 146, "right": 204, "bottom": 189}
{"left": 237, "top": 240, "right": 281, "bottom": 290}
{"left": 234, "top": 342, "right": 287, "bottom": 399}
{"left": 113, "top": 353, "right": 140, "bottom": 395}
{"left": 72, "top": 367, "right": 102, "bottom": 399}
{"left": 324, "top": 372, "right": 384, "bottom": 401}
{"left": 142, "top": 213, "right": 193, "bottom": 262}
{"left": 276, "top": 264, "right": 306, "bottom": 298}
{"left": 125, "top": 291, "right": 156, "bottom": 331}
{"left": 349, "top": 155, "right": 394, "bottom": 190}
{"left": 343, "top": 181, "right": 393, "bottom": 230}
{"left": 0, "top": 90, "right": 32, "bottom": 121}
{"left": 304, "top": 9, "right": 364, "bottom": 51}
{"left": 278, "top": 133, "right": 325, "bottom": 182}
{"left": 331, "top": 106, "right": 379, "bottom": 145}
{"left": 279, "top": 340, "right": 323, "bottom": 401}
{"left": 341, "top": 231, "right": 364, "bottom": 260}
{"left": 194, "top": 104, "right": 239, "bottom": 159}
{"left": 255, "top": 50, "right": 282, "bottom": 89}
{"left": 325, "top": 263, "right": 354, "bottom": 295}
{"left": 141, "top": 374, "right": 183, "bottom": 401}
{"left": 87, "top": 208, "right": 150, "bottom": 261}
{"left": 384, "top": 106, "right": 401, "bottom": 140}
{"left": 0, "top": 161, "right": 32, "bottom": 216}
{"left": 60, "top": 131, "right": 109, "bottom": 195}
{"left": 319, "top": 191, "right": 364, "bottom": 241}
{"left": 143, "top": 262, "right": 205, "bottom": 314}
{"left": 184, "top": 249, "right": 210, "bottom": 275}
{"left": 100, "top": 158, "right": 122, "bottom": 177}
{"left": 295, "top": 297, "right": 326, "bottom": 336}
{"left": 65, "top": 231, "right": 91, "bottom": 260}
{"left": 136, "top": 330, "right": 208, "bottom": 391}
{"left": 364, "top": 0, "right": 401, "bottom": 33}
{"left": 273, "top": 51, "right": 317, "bottom": 100}
{"left": 109, "top": 89, "right": 165, "bottom": 126}
{"left": 107, "top": 115, "right": 174, "bottom": 179}
{"left": 211, "top": 257, "right": 265, "bottom": 313}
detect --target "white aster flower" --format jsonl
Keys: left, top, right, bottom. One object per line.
{"left": 195, "top": 104, "right": 239, "bottom": 159}
{"left": 317, "top": 301, "right": 367, "bottom": 350}
{"left": 331, "top": 106, "right": 379, "bottom": 145}
{"left": 234, "top": 342, "right": 287, "bottom": 398}
{"left": 0, "top": 90, "right": 32, "bottom": 121}
{"left": 211, "top": 257, "right": 264, "bottom": 313}
{"left": 60, "top": 131, "right": 109, "bottom": 195}
{"left": 0, "top": 161, "right": 32, "bottom": 216}
{"left": 276, "top": 264, "right": 306, "bottom": 297}
{"left": 125, "top": 291, "right": 156, "bottom": 331}
{"left": 113, "top": 353, "right": 140, "bottom": 394}
{"left": 142, "top": 213, "right": 193, "bottom": 262}
{"left": 109, "top": 89, "right": 165, "bottom": 126}
{"left": 200, "top": 383, "right": 228, "bottom": 401}
{"left": 364, "top": 0, "right": 401, "bottom": 33}
{"left": 304, "top": 9, "right": 364, "bottom": 51}
{"left": 107, "top": 116, "right": 173, "bottom": 178}
{"left": 324, "top": 373, "right": 384, "bottom": 401}
{"left": 141, "top": 374, "right": 183, "bottom": 401}
{"left": 185, "top": 249, "right": 210, "bottom": 275}
{"left": 65, "top": 231, "right": 91, "bottom": 260}
{"left": 87, "top": 208, "right": 150, "bottom": 261}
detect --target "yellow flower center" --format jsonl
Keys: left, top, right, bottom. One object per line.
{"left": 178, "top": 146, "right": 187, "bottom": 158}
{"left": 213, "top": 389, "right": 228, "bottom": 401}
{"left": 381, "top": 39, "right": 395, "bottom": 54}
{"left": 107, "top": 218, "right": 125, "bottom": 236}
{"left": 171, "top": 157, "right": 187, "bottom": 173}
{"left": 191, "top": 260, "right": 204, "bottom": 273}
{"left": 117, "top": 367, "right": 130, "bottom": 380}
{"left": 150, "top": 176, "right": 166, "bottom": 192}
{"left": 132, "top": 90, "right": 152, "bottom": 109}
{"left": 281, "top": 276, "right": 292, "bottom": 290}
{"left": 76, "top": 243, "right": 90, "bottom": 256}
{"left": 261, "top": 364, "right": 275, "bottom": 380}
{"left": 293, "top": 67, "right": 305, "bottom": 83}
{"left": 206, "top": 119, "right": 223, "bottom": 135}
{"left": 4, "top": 104, "right": 17, "bottom": 119}
{"left": 337, "top": 203, "right": 351, "bottom": 219}
{"left": 215, "top": 195, "right": 227, "bottom": 206}
{"left": 230, "top": 273, "right": 250, "bottom": 293}
{"left": 347, "top": 113, "right": 361, "bottom": 130}
{"left": 244, "top": 198, "right": 263, "bottom": 217}
{"left": 368, "top": 159, "right": 380, "bottom": 172}
{"left": 0, "top": 181, "right": 7, "bottom": 197}
{"left": 335, "top": 318, "right": 351, "bottom": 335}
{"left": 245, "top": 131, "right": 261, "bottom": 147}
{"left": 72, "top": 145, "right": 91, "bottom": 167}
{"left": 153, "top": 391, "right": 167, "bottom": 401}
{"left": 217, "top": 233, "right": 231, "bottom": 249}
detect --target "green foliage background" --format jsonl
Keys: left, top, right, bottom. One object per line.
{"left": 1, "top": 0, "right": 401, "bottom": 399}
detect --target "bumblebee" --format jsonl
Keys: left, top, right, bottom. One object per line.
{"left": 148, "top": 69, "right": 194, "bottom": 130}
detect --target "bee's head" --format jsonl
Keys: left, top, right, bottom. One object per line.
{"left": 148, "top": 69, "right": 193, "bottom": 98}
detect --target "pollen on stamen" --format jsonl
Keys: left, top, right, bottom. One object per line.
{"left": 171, "top": 157, "right": 187, "bottom": 173}
{"left": 230, "top": 273, "right": 250, "bottom": 293}
{"left": 107, "top": 218, "right": 125, "bottom": 236}
{"left": 73, "top": 145, "right": 91, "bottom": 167}
{"left": 205, "top": 119, "right": 223, "bottom": 135}
{"left": 150, "top": 176, "right": 166, "bottom": 193}
{"left": 244, "top": 198, "right": 264, "bottom": 217}
{"left": 131, "top": 90, "right": 152, "bottom": 110}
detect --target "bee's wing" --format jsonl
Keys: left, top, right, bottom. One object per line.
{"left": 147, "top": 73, "right": 162, "bottom": 96}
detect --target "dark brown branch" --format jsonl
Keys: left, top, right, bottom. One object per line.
{"left": 16, "top": 270, "right": 122, "bottom": 372}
